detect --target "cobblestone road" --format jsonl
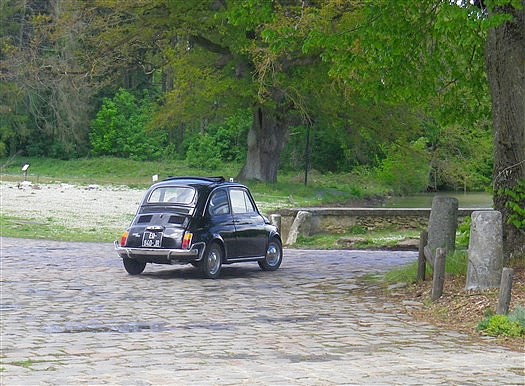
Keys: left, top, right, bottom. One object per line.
{"left": 1, "top": 238, "right": 523, "bottom": 385}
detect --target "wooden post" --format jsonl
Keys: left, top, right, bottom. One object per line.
{"left": 431, "top": 248, "right": 446, "bottom": 301}
{"left": 496, "top": 268, "right": 513, "bottom": 315}
{"left": 417, "top": 231, "right": 428, "bottom": 282}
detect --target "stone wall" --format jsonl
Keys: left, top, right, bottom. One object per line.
{"left": 274, "top": 207, "right": 484, "bottom": 242}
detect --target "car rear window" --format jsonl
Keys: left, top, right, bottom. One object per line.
{"left": 147, "top": 186, "right": 196, "bottom": 205}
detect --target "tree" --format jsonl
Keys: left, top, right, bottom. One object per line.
{"left": 79, "top": 0, "right": 341, "bottom": 182}
{"left": 484, "top": 1, "right": 525, "bottom": 259}
{"left": 0, "top": 0, "right": 94, "bottom": 158}
{"left": 296, "top": 0, "right": 523, "bottom": 257}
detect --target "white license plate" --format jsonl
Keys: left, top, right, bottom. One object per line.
{"left": 142, "top": 231, "right": 162, "bottom": 248}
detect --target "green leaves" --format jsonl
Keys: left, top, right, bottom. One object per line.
{"left": 502, "top": 180, "right": 525, "bottom": 230}
{"left": 90, "top": 89, "right": 164, "bottom": 160}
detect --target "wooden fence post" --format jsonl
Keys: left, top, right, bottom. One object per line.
{"left": 431, "top": 248, "right": 446, "bottom": 301}
{"left": 496, "top": 268, "right": 514, "bottom": 315}
{"left": 417, "top": 231, "right": 428, "bottom": 282}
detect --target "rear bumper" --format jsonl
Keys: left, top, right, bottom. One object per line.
{"left": 114, "top": 241, "right": 205, "bottom": 264}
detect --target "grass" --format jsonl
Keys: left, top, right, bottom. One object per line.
{"left": 1, "top": 156, "right": 388, "bottom": 203}
{"left": 0, "top": 215, "right": 118, "bottom": 242}
{"left": 382, "top": 249, "right": 469, "bottom": 285}
{"left": 294, "top": 228, "right": 420, "bottom": 250}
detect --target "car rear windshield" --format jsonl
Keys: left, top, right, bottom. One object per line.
{"left": 147, "top": 186, "right": 196, "bottom": 205}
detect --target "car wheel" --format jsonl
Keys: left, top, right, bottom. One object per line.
{"left": 258, "top": 238, "right": 282, "bottom": 271}
{"left": 123, "top": 258, "right": 146, "bottom": 275}
{"left": 200, "top": 242, "right": 223, "bottom": 279}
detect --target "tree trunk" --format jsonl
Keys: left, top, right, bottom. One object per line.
{"left": 485, "top": 3, "right": 525, "bottom": 260}
{"left": 237, "top": 105, "right": 289, "bottom": 183}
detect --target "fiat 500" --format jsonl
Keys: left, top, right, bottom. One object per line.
{"left": 114, "top": 177, "right": 283, "bottom": 278}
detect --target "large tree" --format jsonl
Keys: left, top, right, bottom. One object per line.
{"left": 78, "top": 0, "right": 342, "bottom": 182}
{"left": 301, "top": 0, "right": 523, "bottom": 258}
{"left": 484, "top": 1, "right": 525, "bottom": 259}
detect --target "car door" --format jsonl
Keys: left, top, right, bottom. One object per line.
{"left": 229, "top": 188, "right": 267, "bottom": 258}
{"left": 206, "top": 189, "right": 236, "bottom": 258}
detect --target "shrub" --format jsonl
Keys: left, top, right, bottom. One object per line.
{"left": 90, "top": 89, "right": 164, "bottom": 160}
{"left": 456, "top": 216, "right": 471, "bottom": 249}
{"left": 477, "top": 307, "right": 525, "bottom": 338}
{"left": 185, "top": 134, "right": 221, "bottom": 170}
{"left": 375, "top": 138, "right": 430, "bottom": 195}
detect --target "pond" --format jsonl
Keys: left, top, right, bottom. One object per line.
{"left": 381, "top": 192, "right": 492, "bottom": 209}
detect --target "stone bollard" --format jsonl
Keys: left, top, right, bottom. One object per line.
{"left": 427, "top": 196, "right": 458, "bottom": 263}
{"left": 270, "top": 214, "right": 281, "bottom": 232}
{"left": 285, "top": 211, "right": 312, "bottom": 246}
{"left": 465, "top": 210, "right": 504, "bottom": 290}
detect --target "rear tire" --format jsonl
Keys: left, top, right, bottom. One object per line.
{"left": 200, "top": 242, "right": 223, "bottom": 279}
{"left": 258, "top": 238, "right": 282, "bottom": 271}
{"left": 123, "top": 258, "right": 146, "bottom": 275}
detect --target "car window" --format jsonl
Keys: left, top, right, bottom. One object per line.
{"left": 148, "top": 187, "right": 196, "bottom": 205}
{"left": 208, "top": 189, "right": 230, "bottom": 216}
{"left": 230, "top": 189, "right": 255, "bottom": 214}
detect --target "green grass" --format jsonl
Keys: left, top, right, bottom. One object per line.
{"left": 1, "top": 156, "right": 388, "bottom": 202}
{"left": 0, "top": 215, "right": 119, "bottom": 243}
{"left": 382, "top": 249, "right": 469, "bottom": 285}
{"left": 294, "top": 228, "right": 420, "bottom": 250}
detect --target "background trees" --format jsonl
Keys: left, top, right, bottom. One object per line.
{"left": 1, "top": 0, "right": 522, "bottom": 255}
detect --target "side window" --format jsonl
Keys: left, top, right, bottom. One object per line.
{"left": 208, "top": 190, "right": 230, "bottom": 216}
{"left": 230, "top": 189, "right": 255, "bottom": 214}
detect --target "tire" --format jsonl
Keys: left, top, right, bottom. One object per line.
{"left": 123, "top": 258, "right": 146, "bottom": 275}
{"left": 200, "top": 242, "right": 223, "bottom": 279}
{"left": 258, "top": 238, "right": 283, "bottom": 271}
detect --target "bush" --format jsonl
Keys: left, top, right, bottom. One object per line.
{"left": 89, "top": 89, "right": 165, "bottom": 160}
{"left": 456, "top": 216, "right": 471, "bottom": 249}
{"left": 185, "top": 134, "right": 221, "bottom": 170}
{"left": 477, "top": 307, "right": 525, "bottom": 338}
{"left": 375, "top": 138, "right": 430, "bottom": 195}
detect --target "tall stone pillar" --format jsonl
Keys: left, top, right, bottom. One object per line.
{"left": 427, "top": 196, "right": 459, "bottom": 261}
{"left": 465, "top": 210, "right": 504, "bottom": 290}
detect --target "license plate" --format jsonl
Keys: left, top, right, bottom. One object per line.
{"left": 142, "top": 231, "right": 163, "bottom": 248}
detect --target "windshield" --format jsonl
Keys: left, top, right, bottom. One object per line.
{"left": 147, "top": 186, "right": 196, "bottom": 205}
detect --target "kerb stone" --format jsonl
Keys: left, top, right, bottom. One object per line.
{"left": 285, "top": 210, "right": 312, "bottom": 245}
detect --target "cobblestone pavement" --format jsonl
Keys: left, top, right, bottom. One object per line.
{"left": 1, "top": 238, "right": 523, "bottom": 385}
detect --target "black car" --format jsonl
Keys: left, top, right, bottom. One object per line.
{"left": 115, "top": 177, "right": 283, "bottom": 278}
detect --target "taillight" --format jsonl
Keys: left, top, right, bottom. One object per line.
{"left": 120, "top": 231, "right": 129, "bottom": 246}
{"left": 182, "top": 232, "right": 193, "bottom": 249}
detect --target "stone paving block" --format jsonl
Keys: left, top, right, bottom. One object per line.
{"left": 1, "top": 238, "right": 523, "bottom": 385}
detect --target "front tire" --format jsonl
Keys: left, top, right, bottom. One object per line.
{"left": 258, "top": 238, "right": 282, "bottom": 271}
{"left": 123, "top": 258, "right": 146, "bottom": 275}
{"left": 200, "top": 242, "right": 223, "bottom": 279}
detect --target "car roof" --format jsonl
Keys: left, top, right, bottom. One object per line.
{"left": 151, "top": 176, "right": 247, "bottom": 190}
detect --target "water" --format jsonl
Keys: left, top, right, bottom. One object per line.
{"left": 382, "top": 192, "right": 492, "bottom": 209}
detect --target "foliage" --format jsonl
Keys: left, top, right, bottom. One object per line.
{"left": 0, "top": 0, "right": 507, "bottom": 199}
{"left": 90, "top": 89, "right": 164, "bottom": 161}
{"left": 501, "top": 180, "right": 525, "bottom": 231}
{"left": 456, "top": 216, "right": 472, "bottom": 249}
{"left": 1, "top": 0, "right": 93, "bottom": 158}
{"left": 375, "top": 139, "right": 431, "bottom": 195}
{"left": 185, "top": 134, "right": 221, "bottom": 170}
{"left": 426, "top": 123, "right": 493, "bottom": 191}
{"left": 477, "top": 308, "right": 525, "bottom": 338}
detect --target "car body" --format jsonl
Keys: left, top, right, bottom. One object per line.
{"left": 114, "top": 176, "right": 282, "bottom": 278}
